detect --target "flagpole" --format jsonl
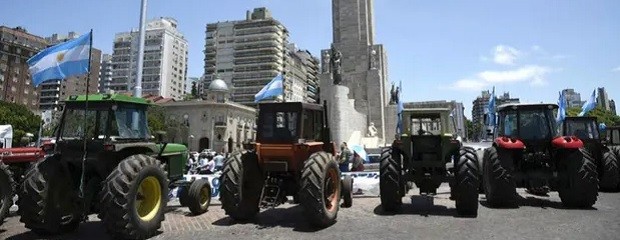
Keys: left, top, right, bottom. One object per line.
{"left": 79, "top": 29, "right": 93, "bottom": 199}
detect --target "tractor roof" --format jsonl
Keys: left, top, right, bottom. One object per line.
{"left": 64, "top": 94, "right": 150, "bottom": 105}
{"left": 497, "top": 103, "right": 558, "bottom": 112}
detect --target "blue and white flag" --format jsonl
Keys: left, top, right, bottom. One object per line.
{"left": 27, "top": 32, "right": 92, "bottom": 87}
{"left": 578, "top": 89, "right": 596, "bottom": 117}
{"left": 254, "top": 73, "right": 284, "bottom": 103}
{"left": 487, "top": 86, "right": 496, "bottom": 127}
{"left": 556, "top": 91, "right": 566, "bottom": 123}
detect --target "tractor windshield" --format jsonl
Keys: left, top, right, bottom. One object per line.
{"left": 411, "top": 117, "right": 442, "bottom": 135}
{"left": 565, "top": 120, "right": 599, "bottom": 140}
{"left": 111, "top": 106, "right": 149, "bottom": 139}
{"left": 499, "top": 109, "right": 554, "bottom": 140}
{"left": 258, "top": 110, "right": 299, "bottom": 142}
{"left": 60, "top": 108, "right": 110, "bottom": 140}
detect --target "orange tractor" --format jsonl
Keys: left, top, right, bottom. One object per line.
{"left": 219, "top": 101, "right": 353, "bottom": 227}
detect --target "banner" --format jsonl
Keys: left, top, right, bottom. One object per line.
{"left": 169, "top": 171, "right": 381, "bottom": 202}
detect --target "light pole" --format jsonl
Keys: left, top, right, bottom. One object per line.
{"left": 211, "top": 117, "right": 215, "bottom": 150}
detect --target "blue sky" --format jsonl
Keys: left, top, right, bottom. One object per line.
{"left": 2, "top": 0, "right": 619, "bottom": 118}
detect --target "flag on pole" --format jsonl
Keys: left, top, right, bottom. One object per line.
{"left": 27, "top": 32, "right": 92, "bottom": 87}
{"left": 556, "top": 91, "right": 567, "bottom": 123}
{"left": 486, "top": 86, "right": 496, "bottom": 127}
{"left": 254, "top": 73, "right": 284, "bottom": 103}
{"left": 578, "top": 89, "right": 596, "bottom": 116}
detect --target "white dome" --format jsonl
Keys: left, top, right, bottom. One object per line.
{"left": 208, "top": 79, "right": 229, "bottom": 92}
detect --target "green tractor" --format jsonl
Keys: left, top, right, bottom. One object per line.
{"left": 17, "top": 94, "right": 212, "bottom": 239}
{"left": 380, "top": 108, "right": 480, "bottom": 216}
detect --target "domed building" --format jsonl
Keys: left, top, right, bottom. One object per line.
{"left": 158, "top": 78, "right": 256, "bottom": 153}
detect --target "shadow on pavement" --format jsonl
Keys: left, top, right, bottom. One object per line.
{"left": 373, "top": 195, "right": 470, "bottom": 218}
{"left": 212, "top": 205, "right": 329, "bottom": 233}
{"left": 4, "top": 221, "right": 164, "bottom": 240}
{"left": 479, "top": 194, "right": 598, "bottom": 210}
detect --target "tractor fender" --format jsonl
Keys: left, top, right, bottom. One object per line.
{"left": 494, "top": 137, "right": 525, "bottom": 150}
{"left": 551, "top": 136, "right": 583, "bottom": 149}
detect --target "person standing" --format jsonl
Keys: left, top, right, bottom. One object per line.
{"left": 213, "top": 153, "right": 225, "bottom": 172}
{"left": 350, "top": 152, "right": 365, "bottom": 172}
{"left": 337, "top": 142, "right": 351, "bottom": 172}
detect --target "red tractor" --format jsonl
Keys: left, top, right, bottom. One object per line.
{"left": 0, "top": 126, "right": 50, "bottom": 224}
{"left": 482, "top": 103, "right": 598, "bottom": 208}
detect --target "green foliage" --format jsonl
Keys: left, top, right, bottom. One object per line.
{"left": 0, "top": 101, "right": 42, "bottom": 146}
{"left": 147, "top": 105, "right": 166, "bottom": 132}
{"left": 566, "top": 107, "right": 620, "bottom": 126}
{"left": 191, "top": 81, "right": 198, "bottom": 97}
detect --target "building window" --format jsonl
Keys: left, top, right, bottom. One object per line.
{"left": 15, "top": 58, "right": 20, "bottom": 64}
{"left": 16, "top": 48, "right": 21, "bottom": 54}
{"left": 2, "top": 45, "right": 7, "bottom": 51}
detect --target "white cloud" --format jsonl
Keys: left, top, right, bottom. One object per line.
{"left": 493, "top": 45, "right": 521, "bottom": 65}
{"left": 612, "top": 66, "right": 620, "bottom": 72}
{"left": 477, "top": 65, "right": 551, "bottom": 83}
{"left": 449, "top": 79, "right": 488, "bottom": 91}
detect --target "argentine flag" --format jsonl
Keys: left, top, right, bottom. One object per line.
{"left": 578, "top": 89, "right": 597, "bottom": 117}
{"left": 254, "top": 74, "right": 284, "bottom": 103}
{"left": 556, "top": 91, "right": 566, "bottom": 123}
{"left": 27, "top": 32, "right": 92, "bottom": 87}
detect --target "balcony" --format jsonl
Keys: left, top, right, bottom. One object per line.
{"left": 214, "top": 121, "right": 227, "bottom": 129}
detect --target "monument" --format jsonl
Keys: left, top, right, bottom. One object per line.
{"left": 319, "top": 0, "right": 395, "bottom": 147}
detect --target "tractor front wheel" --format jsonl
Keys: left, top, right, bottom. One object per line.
{"left": 379, "top": 147, "right": 402, "bottom": 212}
{"left": 219, "top": 151, "right": 263, "bottom": 221}
{"left": 341, "top": 175, "right": 353, "bottom": 208}
{"left": 558, "top": 148, "right": 598, "bottom": 208}
{"left": 185, "top": 178, "right": 212, "bottom": 215}
{"left": 453, "top": 147, "right": 480, "bottom": 216}
{"left": 599, "top": 149, "right": 619, "bottom": 192}
{"left": 483, "top": 147, "right": 517, "bottom": 207}
{"left": 299, "top": 151, "right": 341, "bottom": 228}
{"left": 100, "top": 154, "right": 168, "bottom": 239}
{"left": 18, "top": 155, "right": 81, "bottom": 235}
{"left": 0, "top": 162, "right": 14, "bottom": 225}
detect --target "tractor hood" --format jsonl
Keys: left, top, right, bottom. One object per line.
{"left": 157, "top": 143, "right": 188, "bottom": 156}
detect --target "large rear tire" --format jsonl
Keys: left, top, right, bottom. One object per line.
{"left": 219, "top": 151, "right": 263, "bottom": 221}
{"left": 0, "top": 162, "right": 15, "bottom": 225}
{"left": 558, "top": 148, "right": 598, "bottom": 208}
{"left": 379, "top": 147, "right": 402, "bottom": 212}
{"left": 100, "top": 154, "right": 168, "bottom": 239}
{"left": 454, "top": 147, "right": 480, "bottom": 216}
{"left": 299, "top": 151, "right": 341, "bottom": 228}
{"left": 599, "top": 149, "right": 619, "bottom": 191}
{"left": 18, "top": 156, "right": 81, "bottom": 235}
{"left": 186, "top": 178, "right": 211, "bottom": 215}
{"left": 483, "top": 147, "right": 517, "bottom": 207}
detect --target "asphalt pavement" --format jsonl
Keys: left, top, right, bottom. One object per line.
{"left": 1, "top": 183, "right": 619, "bottom": 240}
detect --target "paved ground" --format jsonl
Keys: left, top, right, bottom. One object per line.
{"left": 1, "top": 184, "right": 619, "bottom": 240}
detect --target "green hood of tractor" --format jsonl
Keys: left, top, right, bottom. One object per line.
{"left": 157, "top": 143, "right": 188, "bottom": 155}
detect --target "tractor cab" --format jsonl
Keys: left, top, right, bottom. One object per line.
{"left": 255, "top": 102, "right": 333, "bottom": 172}
{"left": 495, "top": 103, "right": 558, "bottom": 151}
{"left": 561, "top": 116, "right": 601, "bottom": 151}
{"left": 606, "top": 126, "right": 620, "bottom": 147}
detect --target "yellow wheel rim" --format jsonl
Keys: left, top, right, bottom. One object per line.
{"left": 136, "top": 176, "right": 162, "bottom": 221}
{"left": 200, "top": 186, "right": 210, "bottom": 207}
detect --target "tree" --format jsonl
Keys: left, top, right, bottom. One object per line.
{"left": 566, "top": 107, "right": 620, "bottom": 126}
{"left": 191, "top": 81, "right": 198, "bottom": 97}
{"left": 0, "top": 101, "right": 43, "bottom": 146}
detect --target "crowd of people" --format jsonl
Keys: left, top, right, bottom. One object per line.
{"left": 336, "top": 142, "right": 365, "bottom": 172}
{"left": 185, "top": 142, "right": 365, "bottom": 175}
{"left": 186, "top": 150, "right": 227, "bottom": 175}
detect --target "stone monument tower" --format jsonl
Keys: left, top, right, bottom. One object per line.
{"left": 319, "top": 0, "right": 391, "bottom": 146}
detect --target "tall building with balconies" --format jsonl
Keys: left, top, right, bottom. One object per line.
{"left": 110, "top": 17, "right": 188, "bottom": 100}
{"left": 204, "top": 8, "right": 318, "bottom": 106}
{"left": 597, "top": 87, "right": 610, "bottom": 111}
{"left": 0, "top": 26, "right": 47, "bottom": 110}
{"left": 38, "top": 32, "right": 101, "bottom": 111}
{"left": 562, "top": 88, "right": 583, "bottom": 108}
{"left": 99, "top": 54, "right": 112, "bottom": 93}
